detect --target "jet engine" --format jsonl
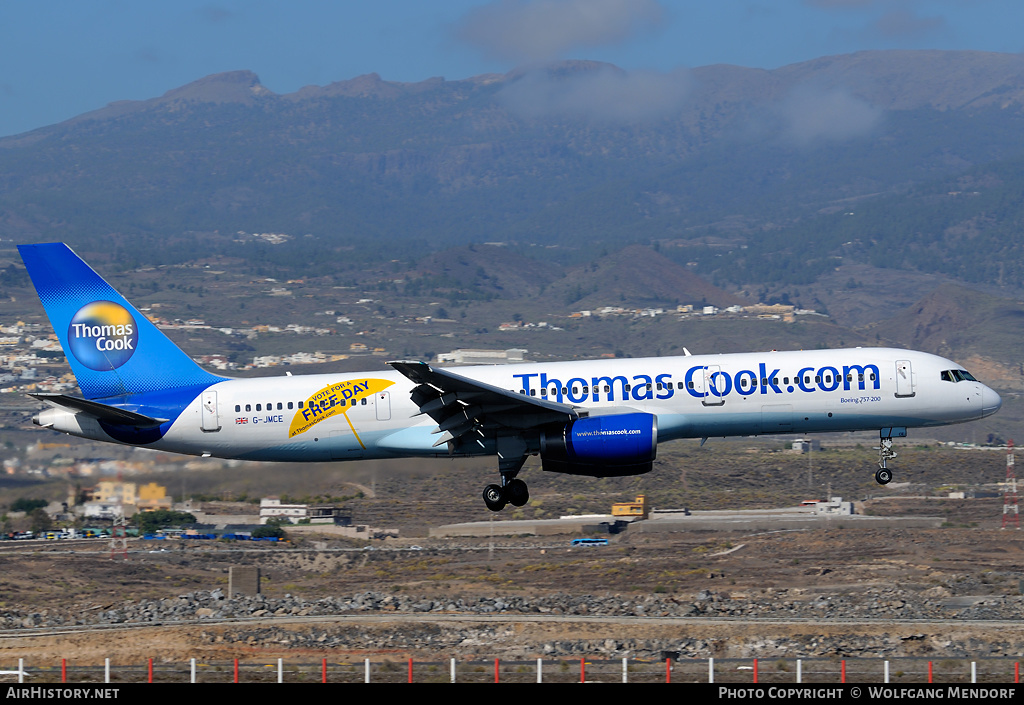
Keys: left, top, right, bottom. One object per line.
{"left": 539, "top": 412, "right": 657, "bottom": 477}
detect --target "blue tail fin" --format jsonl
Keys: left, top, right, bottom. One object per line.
{"left": 18, "top": 243, "right": 225, "bottom": 400}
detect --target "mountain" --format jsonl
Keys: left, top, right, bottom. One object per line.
{"left": 403, "top": 244, "right": 562, "bottom": 300}
{"left": 543, "top": 244, "right": 743, "bottom": 309}
{"left": 1, "top": 50, "right": 1024, "bottom": 301}
{"left": 879, "top": 284, "right": 1024, "bottom": 359}
{"left": 874, "top": 284, "right": 1024, "bottom": 390}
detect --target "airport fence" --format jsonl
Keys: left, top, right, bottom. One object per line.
{"left": 2, "top": 656, "right": 1021, "bottom": 684}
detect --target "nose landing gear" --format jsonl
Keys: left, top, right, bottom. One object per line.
{"left": 874, "top": 427, "right": 906, "bottom": 485}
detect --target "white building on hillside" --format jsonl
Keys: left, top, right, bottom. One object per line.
{"left": 259, "top": 497, "right": 307, "bottom": 524}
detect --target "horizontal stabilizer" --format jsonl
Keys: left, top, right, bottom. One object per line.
{"left": 30, "top": 393, "right": 167, "bottom": 428}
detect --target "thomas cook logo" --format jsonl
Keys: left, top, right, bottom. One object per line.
{"left": 67, "top": 301, "right": 138, "bottom": 371}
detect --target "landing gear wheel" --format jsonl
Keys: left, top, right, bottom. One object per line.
{"left": 483, "top": 484, "right": 507, "bottom": 512}
{"left": 505, "top": 479, "right": 530, "bottom": 507}
{"left": 875, "top": 468, "right": 892, "bottom": 485}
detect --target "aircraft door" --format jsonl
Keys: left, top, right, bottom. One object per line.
{"left": 376, "top": 391, "right": 391, "bottom": 421}
{"left": 895, "top": 360, "right": 915, "bottom": 397}
{"left": 703, "top": 366, "right": 725, "bottom": 406}
{"left": 201, "top": 390, "right": 220, "bottom": 432}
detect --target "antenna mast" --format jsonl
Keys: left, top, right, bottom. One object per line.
{"left": 1002, "top": 439, "right": 1019, "bottom": 530}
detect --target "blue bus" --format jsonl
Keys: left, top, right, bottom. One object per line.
{"left": 571, "top": 538, "right": 609, "bottom": 546}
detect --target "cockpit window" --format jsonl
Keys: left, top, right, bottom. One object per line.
{"left": 941, "top": 369, "right": 978, "bottom": 383}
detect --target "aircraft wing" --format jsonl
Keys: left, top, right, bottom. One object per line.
{"left": 388, "top": 361, "right": 579, "bottom": 448}
{"left": 30, "top": 393, "right": 168, "bottom": 428}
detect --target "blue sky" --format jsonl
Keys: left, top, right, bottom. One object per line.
{"left": 1, "top": 0, "right": 1022, "bottom": 137}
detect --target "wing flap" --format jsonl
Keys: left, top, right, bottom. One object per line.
{"left": 389, "top": 361, "right": 578, "bottom": 449}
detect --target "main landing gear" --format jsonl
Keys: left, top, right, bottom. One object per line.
{"left": 483, "top": 437, "right": 530, "bottom": 512}
{"left": 482, "top": 478, "right": 530, "bottom": 512}
{"left": 874, "top": 427, "right": 905, "bottom": 485}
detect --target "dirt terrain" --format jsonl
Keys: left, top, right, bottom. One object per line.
{"left": 0, "top": 440, "right": 1021, "bottom": 673}
{"left": 0, "top": 504, "right": 1022, "bottom": 669}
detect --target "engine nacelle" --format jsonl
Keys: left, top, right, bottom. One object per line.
{"left": 540, "top": 412, "right": 658, "bottom": 477}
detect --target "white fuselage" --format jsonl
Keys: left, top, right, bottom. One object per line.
{"left": 45, "top": 347, "right": 998, "bottom": 462}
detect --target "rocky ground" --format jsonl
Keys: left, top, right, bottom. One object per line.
{"left": 0, "top": 440, "right": 1020, "bottom": 675}
{"left": 0, "top": 500, "right": 1022, "bottom": 668}
{"left": 3, "top": 582, "right": 1023, "bottom": 631}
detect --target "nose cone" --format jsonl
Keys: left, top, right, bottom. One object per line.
{"left": 982, "top": 386, "right": 1002, "bottom": 418}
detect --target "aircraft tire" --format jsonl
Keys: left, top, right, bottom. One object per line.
{"left": 874, "top": 468, "right": 892, "bottom": 485}
{"left": 506, "top": 479, "right": 530, "bottom": 507}
{"left": 483, "top": 484, "right": 507, "bottom": 511}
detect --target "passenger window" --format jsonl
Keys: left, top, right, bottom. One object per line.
{"left": 298, "top": 401, "right": 303, "bottom": 408}
{"left": 277, "top": 402, "right": 283, "bottom": 410}
{"left": 604, "top": 385, "right": 610, "bottom": 393}
{"left": 815, "top": 376, "right": 821, "bottom": 384}
{"left": 235, "top": 405, "right": 240, "bottom": 412}
{"left": 245, "top": 404, "right": 251, "bottom": 412}
{"left": 624, "top": 384, "right": 631, "bottom": 392}
{"left": 361, "top": 398, "right": 367, "bottom": 405}
{"left": 288, "top": 402, "right": 293, "bottom": 409}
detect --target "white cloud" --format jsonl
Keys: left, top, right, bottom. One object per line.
{"left": 455, "top": 0, "right": 665, "bottom": 64}
{"left": 776, "top": 86, "right": 883, "bottom": 144}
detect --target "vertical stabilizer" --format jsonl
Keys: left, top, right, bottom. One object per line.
{"left": 18, "top": 243, "right": 225, "bottom": 400}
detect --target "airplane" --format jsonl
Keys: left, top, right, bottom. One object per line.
{"left": 19, "top": 243, "right": 1002, "bottom": 511}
